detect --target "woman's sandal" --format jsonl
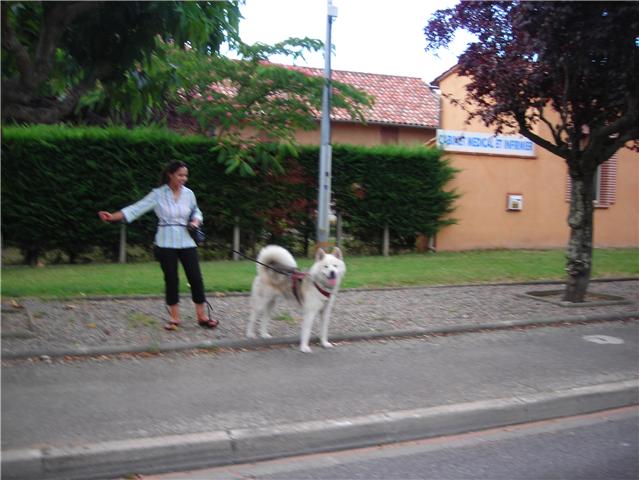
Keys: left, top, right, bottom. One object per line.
{"left": 198, "top": 318, "right": 219, "bottom": 329}
{"left": 164, "top": 320, "right": 181, "bottom": 331}
{"left": 164, "top": 306, "right": 180, "bottom": 331}
{"left": 197, "top": 300, "right": 219, "bottom": 329}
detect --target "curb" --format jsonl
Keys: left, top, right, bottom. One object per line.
{"left": 3, "top": 311, "right": 638, "bottom": 361}
{"left": 3, "top": 379, "right": 638, "bottom": 480}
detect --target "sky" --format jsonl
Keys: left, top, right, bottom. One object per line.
{"left": 235, "top": 0, "right": 475, "bottom": 84}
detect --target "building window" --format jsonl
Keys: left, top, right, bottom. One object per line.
{"left": 593, "top": 164, "right": 602, "bottom": 203}
{"left": 565, "top": 154, "right": 617, "bottom": 207}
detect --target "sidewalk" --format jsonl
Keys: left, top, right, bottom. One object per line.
{"left": 2, "top": 279, "right": 638, "bottom": 359}
{"left": 2, "top": 280, "right": 638, "bottom": 480}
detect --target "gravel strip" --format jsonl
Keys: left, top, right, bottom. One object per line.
{"left": 2, "top": 280, "right": 637, "bottom": 357}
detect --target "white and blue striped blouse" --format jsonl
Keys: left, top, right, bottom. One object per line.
{"left": 121, "top": 185, "right": 203, "bottom": 249}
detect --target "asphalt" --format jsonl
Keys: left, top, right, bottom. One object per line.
{"left": 2, "top": 280, "right": 639, "bottom": 480}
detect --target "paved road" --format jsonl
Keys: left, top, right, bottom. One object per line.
{"left": 148, "top": 407, "right": 639, "bottom": 480}
{"left": 3, "top": 321, "right": 638, "bottom": 449}
{"left": 2, "top": 321, "right": 638, "bottom": 479}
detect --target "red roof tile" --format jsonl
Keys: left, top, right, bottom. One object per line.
{"left": 283, "top": 65, "right": 440, "bottom": 129}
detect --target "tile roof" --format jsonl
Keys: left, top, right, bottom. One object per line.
{"left": 282, "top": 65, "right": 440, "bottom": 129}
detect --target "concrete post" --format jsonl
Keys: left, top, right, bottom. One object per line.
{"left": 233, "top": 220, "right": 240, "bottom": 261}
{"left": 118, "top": 224, "right": 127, "bottom": 264}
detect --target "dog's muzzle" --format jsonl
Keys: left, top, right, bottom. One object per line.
{"left": 325, "top": 271, "right": 337, "bottom": 287}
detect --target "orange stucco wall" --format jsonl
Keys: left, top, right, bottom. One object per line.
{"left": 435, "top": 73, "right": 639, "bottom": 251}
{"left": 295, "top": 122, "right": 435, "bottom": 146}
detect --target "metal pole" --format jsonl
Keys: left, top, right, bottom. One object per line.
{"left": 317, "top": 0, "right": 337, "bottom": 249}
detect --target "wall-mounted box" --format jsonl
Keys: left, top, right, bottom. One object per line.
{"left": 507, "top": 193, "right": 523, "bottom": 211}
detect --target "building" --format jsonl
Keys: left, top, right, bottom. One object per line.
{"left": 430, "top": 67, "right": 638, "bottom": 251}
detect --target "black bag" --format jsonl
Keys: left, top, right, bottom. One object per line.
{"left": 188, "top": 224, "right": 205, "bottom": 246}
{"left": 188, "top": 206, "right": 205, "bottom": 246}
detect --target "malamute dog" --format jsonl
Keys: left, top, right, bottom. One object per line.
{"left": 246, "top": 245, "right": 346, "bottom": 353}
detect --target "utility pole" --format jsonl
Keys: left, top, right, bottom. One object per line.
{"left": 316, "top": 0, "right": 337, "bottom": 250}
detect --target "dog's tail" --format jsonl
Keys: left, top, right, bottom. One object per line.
{"left": 256, "top": 245, "right": 298, "bottom": 281}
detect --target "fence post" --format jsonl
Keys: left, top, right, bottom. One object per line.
{"left": 233, "top": 218, "right": 240, "bottom": 261}
{"left": 383, "top": 224, "right": 389, "bottom": 257}
{"left": 118, "top": 224, "right": 127, "bottom": 264}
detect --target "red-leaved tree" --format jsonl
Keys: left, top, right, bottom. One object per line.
{"left": 425, "top": 1, "right": 639, "bottom": 302}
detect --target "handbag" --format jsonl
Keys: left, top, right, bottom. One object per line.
{"left": 188, "top": 206, "right": 205, "bottom": 246}
{"left": 188, "top": 224, "right": 205, "bottom": 246}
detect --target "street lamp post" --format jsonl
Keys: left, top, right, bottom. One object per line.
{"left": 316, "top": 0, "right": 337, "bottom": 249}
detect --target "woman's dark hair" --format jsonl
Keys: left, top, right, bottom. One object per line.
{"left": 159, "top": 161, "right": 189, "bottom": 185}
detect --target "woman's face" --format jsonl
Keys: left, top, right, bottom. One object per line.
{"left": 169, "top": 167, "right": 188, "bottom": 187}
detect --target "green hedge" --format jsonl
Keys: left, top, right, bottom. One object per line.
{"left": 1, "top": 125, "right": 457, "bottom": 263}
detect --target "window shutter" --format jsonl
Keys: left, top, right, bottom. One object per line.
{"left": 598, "top": 154, "right": 617, "bottom": 206}
{"left": 565, "top": 154, "right": 617, "bottom": 206}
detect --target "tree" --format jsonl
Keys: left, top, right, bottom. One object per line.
{"left": 425, "top": 1, "right": 639, "bottom": 302}
{"left": 76, "top": 36, "right": 372, "bottom": 174}
{"left": 1, "top": 1, "right": 242, "bottom": 124}
{"left": 161, "top": 40, "right": 372, "bottom": 174}
{"left": 2, "top": 1, "right": 373, "bottom": 175}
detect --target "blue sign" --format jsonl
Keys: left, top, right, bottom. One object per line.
{"left": 437, "top": 130, "right": 535, "bottom": 157}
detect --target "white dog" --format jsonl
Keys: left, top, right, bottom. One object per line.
{"left": 246, "top": 245, "right": 346, "bottom": 353}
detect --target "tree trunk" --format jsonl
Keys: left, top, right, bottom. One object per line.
{"left": 22, "top": 248, "right": 40, "bottom": 266}
{"left": 564, "top": 173, "right": 595, "bottom": 302}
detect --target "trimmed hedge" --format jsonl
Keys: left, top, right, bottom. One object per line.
{"left": 1, "top": 126, "right": 457, "bottom": 263}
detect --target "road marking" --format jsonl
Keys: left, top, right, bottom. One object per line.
{"left": 582, "top": 335, "right": 625, "bottom": 345}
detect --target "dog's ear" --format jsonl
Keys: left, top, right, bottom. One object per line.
{"left": 331, "top": 247, "right": 343, "bottom": 260}
{"left": 315, "top": 248, "right": 326, "bottom": 261}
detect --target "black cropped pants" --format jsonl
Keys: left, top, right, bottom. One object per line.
{"left": 154, "top": 247, "right": 205, "bottom": 306}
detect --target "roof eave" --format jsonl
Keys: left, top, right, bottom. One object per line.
{"left": 431, "top": 64, "right": 460, "bottom": 87}
{"left": 326, "top": 118, "right": 439, "bottom": 129}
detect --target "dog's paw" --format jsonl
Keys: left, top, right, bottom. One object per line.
{"left": 321, "top": 341, "right": 334, "bottom": 349}
{"left": 259, "top": 332, "right": 272, "bottom": 339}
{"left": 245, "top": 330, "right": 256, "bottom": 339}
{"left": 300, "top": 345, "right": 312, "bottom": 353}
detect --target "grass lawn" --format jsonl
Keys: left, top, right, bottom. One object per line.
{"left": 1, "top": 248, "right": 637, "bottom": 299}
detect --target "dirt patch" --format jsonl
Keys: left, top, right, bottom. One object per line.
{"left": 522, "top": 289, "right": 632, "bottom": 307}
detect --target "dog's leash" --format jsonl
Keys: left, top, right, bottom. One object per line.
{"left": 228, "top": 247, "right": 298, "bottom": 277}
{"left": 154, "top": 231, "right": 328, "bottom": 303}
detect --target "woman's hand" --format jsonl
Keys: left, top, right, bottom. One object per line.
{"left": 98, "top": 211, "right": 113, "bottom": 222}
{"left": 98, "top": 211, "right": 124, "bottom": 222}
{"left": 188, "top": 219, "right": 201, "bottom": 229}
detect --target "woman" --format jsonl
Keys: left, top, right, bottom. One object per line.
{"left": 98, "top": 161, "right": 218, "bottom": 331}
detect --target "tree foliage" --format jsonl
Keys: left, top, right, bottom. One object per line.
{"left": 1, "top": 1, "right": 241, "bottom": 124}
{"left": 149, "top": 39, "right": 372, "bottom": 175}
{"left": 425, "top": 1, "right": 639, "bottom": 301}
{"left": 2, "top": 1, "right": 373, "bottom": 174}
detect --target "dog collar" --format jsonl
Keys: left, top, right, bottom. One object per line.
{"left": 290, "top": 271, "right": 332, "bottom": 303}
{"left": 313, "top": 282, "right": 332, "bottom": 298}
